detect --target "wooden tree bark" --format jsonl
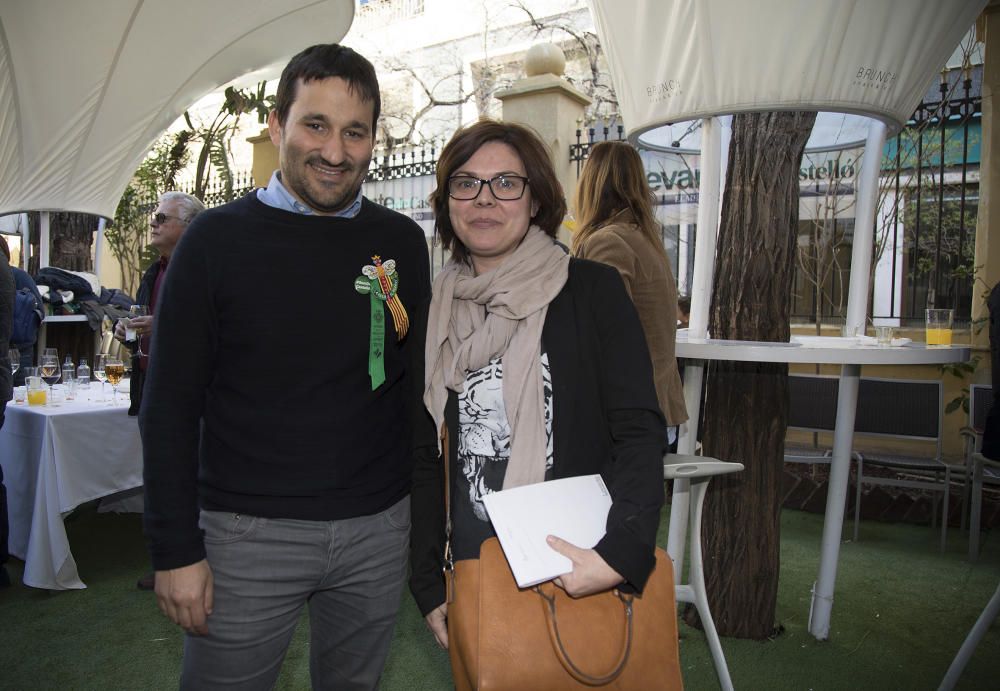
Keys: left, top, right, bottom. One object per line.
{"left": 27, "top": 211, "right": 96, "bottom": 273}
{"left": 686, "top": 111, "right": 816, "bottom": 639}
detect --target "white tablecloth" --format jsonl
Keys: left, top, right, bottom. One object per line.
{"left": 1, "top": 386, "right": 142, "bottom": 590}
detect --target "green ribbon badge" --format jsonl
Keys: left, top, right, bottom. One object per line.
{"left": 354, "top": 275, "right": 385, "bottom": 390}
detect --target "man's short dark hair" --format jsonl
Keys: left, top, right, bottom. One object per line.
{"left": 273, "top": 43, "right": 381, "bottom": 131}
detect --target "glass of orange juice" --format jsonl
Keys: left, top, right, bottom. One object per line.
{"left": 26, "top": 375, "right": 47, "bottom": 406}
{"left": 925, "top": 308, "right": 954, "bottom": 347}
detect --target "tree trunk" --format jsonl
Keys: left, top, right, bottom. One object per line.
{"left": 27, "top": 211, "right": 96, "bottom": 273}
{"left": 686, "top": 110, "right": 816, "bottom": 639}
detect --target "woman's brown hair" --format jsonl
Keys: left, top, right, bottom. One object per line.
{"left": 430, "top": 119, "right": 567, "bottom": 264}
{"left": 571, "top": 141, "right": 667, "bottom": 261}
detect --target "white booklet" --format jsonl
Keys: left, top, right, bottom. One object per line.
{"left": 482, "top": 474, "right": 613, "bottom": 588}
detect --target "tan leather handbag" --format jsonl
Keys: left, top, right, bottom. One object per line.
{"left": 440, "top": 426, "right": 684, "bottom": 690}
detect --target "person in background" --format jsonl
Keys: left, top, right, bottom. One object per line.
{"left": 677, "top": 295, "right": 691, "bottom": 329}
{"left": 0, "top": 244, "right": 14, "bottom": 588}
{"left": 409, "top": 121, "right": 665, "bottom": 685}
{"left": 111, "top": 191, "right": 204, "bottom": 592}
{"left": 114, "top": 191, "right": 205, "bottom": 419}
{"left": 572, "top": 141, "right": 688, "bottom": 444}
{"left": 0, "top": 234, "right": 43, "bottom": 383}
{"left": 140, "top": 43, "right": 430, "bottom": 689}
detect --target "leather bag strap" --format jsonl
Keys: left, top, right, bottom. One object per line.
{"left": 441, "top": 423, "right": 455, "bottom": 603}
{"left": 534, "top": 583, "right": 634, "bottom": 685}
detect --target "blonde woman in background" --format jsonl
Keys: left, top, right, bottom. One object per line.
{"left": 573, "top": 141, "right": 688, "bottom": 436}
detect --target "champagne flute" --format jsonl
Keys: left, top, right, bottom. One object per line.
{"left": 8, "top": 348, "right": 19, "bottom": 377}
{"left": 105, "top": 357, "right": 125, "bottom": 404}
{"left": 39, "top": 352, "right": 61, "bottom": 406}
{"left": 94, "top": 353, "right": 109, "bottom": 402}
{"left": 127, "top": 304, "right": 150, "bottom": 356}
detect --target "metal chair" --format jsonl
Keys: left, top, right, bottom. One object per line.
{"left": 852, "top": 377, "right": 955, "bottom": 552}
{"left": 965, "top": 384, "right": 1000, "bottom": 560}
{"left": 784, "top": 374, "right": 862, "bottom": 466}
{"left": 664, "top": 453, "right": 744, "bottom": 691}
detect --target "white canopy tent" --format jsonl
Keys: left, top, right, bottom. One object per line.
{"left": 0, "top": 0, "right": 355, "bottom": 268}
{"left": 587, "top": 0, "right": 988, "bottom": 651}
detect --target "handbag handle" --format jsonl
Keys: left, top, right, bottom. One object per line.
{"left": 441, "top": 423, "right": 455, "bottom": 603}
{"left": 534, "top": 583, "right": 634, "bottom": 685}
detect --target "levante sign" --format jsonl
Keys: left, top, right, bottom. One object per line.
{"left": 646, "top": 158, "right": 857, "bottom": 192}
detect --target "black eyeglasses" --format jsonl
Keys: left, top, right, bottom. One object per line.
{"left": 151, "top": 212, "right": 187, "bottom": 226}
{"left": 447, "top": 174, "right": 530, "bottom": 201}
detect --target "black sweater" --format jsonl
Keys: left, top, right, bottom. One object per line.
{"left": 140, "top": 193, "right": 430, "bottom": 571}
{"left": 409, "top": 258, "right": 666, "bottom": 616}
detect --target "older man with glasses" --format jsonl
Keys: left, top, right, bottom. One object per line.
{"left": 115, "top": 192, "right": 206, "bottom": 420}
{"left": 116, "top": 192, "right": 204, "bottom": 593}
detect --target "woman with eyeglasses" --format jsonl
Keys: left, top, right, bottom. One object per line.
{"left": 408, "top": 119, "right": 666, "bottom": 686}
{"left": 572, "top": 141, "right": 688, "bottom": 442}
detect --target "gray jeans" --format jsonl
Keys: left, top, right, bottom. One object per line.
{"left": 180, "top": 496, "right": 411, "bottom": 690}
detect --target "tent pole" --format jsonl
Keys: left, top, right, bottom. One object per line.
{"left": 671, "top": 117, "right": 725, "bottom": 582}
{"left": 845, "top": 119, "right": 887, "bottom": 332}
{"left": 809, "top": 118, "right": 888, "bottom": 640}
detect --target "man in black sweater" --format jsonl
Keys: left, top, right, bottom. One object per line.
{"left": 113, "top": 191, "right": 204, "bottom": 592}
{"left": 0, "top": 243, "right": 14, "bottom": 588}
{"left": 140, "top": 44, "right": 430, "bottom": 689}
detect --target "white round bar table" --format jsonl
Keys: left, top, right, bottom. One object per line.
{"left": 675, "top": 337, "right": 971, "bottom": 640}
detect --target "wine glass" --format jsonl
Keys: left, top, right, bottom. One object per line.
{"left": 127, "top": 304, "right": 150, "bottom": 356}
{"left": 105, "top": 356, "right": 125, "bottom": 404}
{"left": 39, "top": 351, "right": 61, "bottom": 406}
{"left": 8, "top": 348, "right": 18, "bottom": 377}
{"left": 94, "top": 353, "right": 109, "bottom": 402}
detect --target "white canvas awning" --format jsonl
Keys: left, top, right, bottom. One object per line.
{"left": 590, "top": 0, "right": 985, "bottom": 148}
{"left": 0, "top": 0, "right": 355, "bottom": 221}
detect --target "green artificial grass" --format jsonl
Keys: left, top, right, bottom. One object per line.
{"left": 0, "top": 503, "right": 997, "bottom": 690}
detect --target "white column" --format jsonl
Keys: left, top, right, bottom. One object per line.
{"left": 39, "top": 211, "right": 50, "bottom": 269}
{"left": 94, "top": 218, "right": 106, "bottom": 276}
{"left": 20, "top": 212, "right": 29, "bottom": 268}
{"left": 678, "top": 222, "right": 691, "bottom": 296}
{"left": 871, "top": 188, "right": 903, "bottom": 327}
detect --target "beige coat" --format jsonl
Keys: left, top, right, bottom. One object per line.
{"left": 577, "top": 220, "right": 688, "bottom": 426}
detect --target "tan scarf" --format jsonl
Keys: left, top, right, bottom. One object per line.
{"left": 424, "top": 226, "right": 569, "bottom": 489}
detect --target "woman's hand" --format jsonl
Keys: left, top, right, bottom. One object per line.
{"left": 547, "top": 535, "right": 624, "bottom": 597}
{"left": 425, "top": 603, "right": 449, "bottom": 649}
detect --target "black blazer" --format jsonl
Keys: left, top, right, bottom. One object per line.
{"left": 408, "top": 258, "right": 667, "bottom": 616}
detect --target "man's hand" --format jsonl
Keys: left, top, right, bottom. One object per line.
{"left": 424, "top": 603, "right": 448, "bottom": 649}
{"left": 113, "top": 315, "right": 153, "bottom": 344}
{"left": 154, "top": 560, "right": 214, "bottom": 635}
{"left": 128, "top": 315, "right": 154, "bottom": 336}
{"left": 113, "top": 318, "right": 128, "bottom": 344}
{"left": 546, "top": 535, "right": 624, "bottom": 598}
